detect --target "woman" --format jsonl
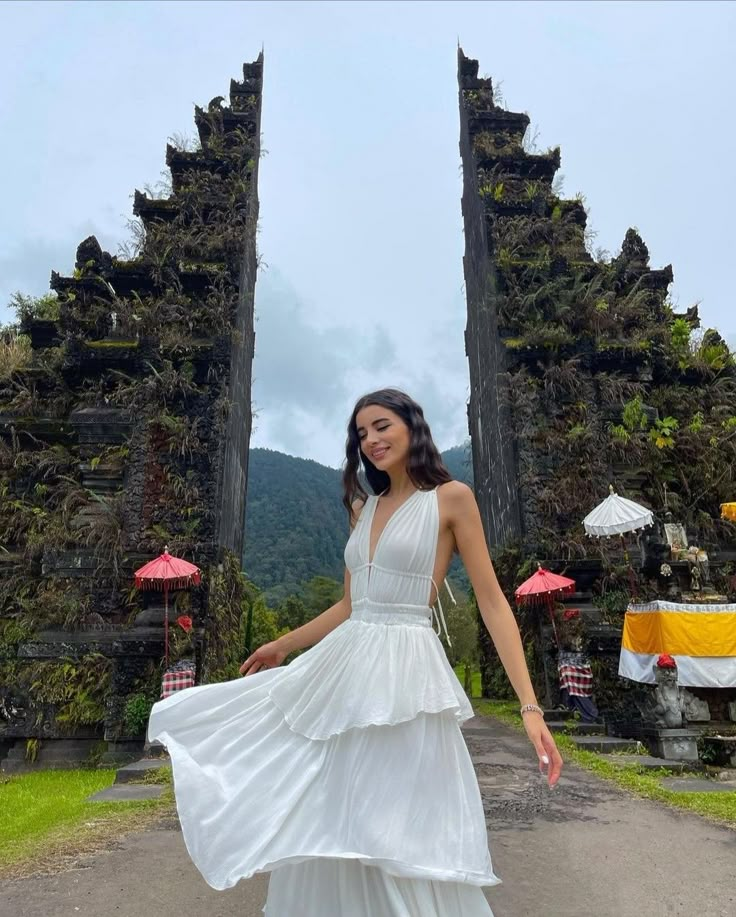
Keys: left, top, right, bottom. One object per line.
{"left": 147, "top": 387, "right": 562, "bottom": 916}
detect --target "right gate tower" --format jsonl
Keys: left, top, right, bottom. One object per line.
{"left": 457, "top": 49, "right": 736, "bottom": 708}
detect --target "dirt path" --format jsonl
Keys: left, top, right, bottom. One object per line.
{"left": 1, "top": 715, "right": 734, "bottom": 917}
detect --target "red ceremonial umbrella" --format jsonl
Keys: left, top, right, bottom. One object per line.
{"left": 515, "top": 564, "right": 576, "bottom": 615}
{"left": 134, "top": 545, "right": 201, "bottom": 667}
{"left": 515, "top": 565, "right": 576, "bottom": 705}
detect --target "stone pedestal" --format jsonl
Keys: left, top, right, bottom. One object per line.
{"left": 143, "top": 739, "right": 168, "bottom": 758}
{"left": 644, "top": 727, "right": 700, "bottom": 762}
{"left": 700, "top": 736, "right": 736, "bottom": 768}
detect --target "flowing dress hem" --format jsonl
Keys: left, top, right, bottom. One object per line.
{"left": 268, "top": 688, "right": 476, "bottom": 740}
{"left": 188, "top": 849, "right": 502, "bottom": 891}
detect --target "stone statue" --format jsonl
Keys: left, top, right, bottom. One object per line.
{"left": 652, "top": 655, "right": 685, "bottom": 728}
{"left": 696, "top": 548, "right": 710, "bottom": 587}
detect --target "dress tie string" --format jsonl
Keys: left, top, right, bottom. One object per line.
{"left": 430, "top": 576, "right": 456, "bottom": 648}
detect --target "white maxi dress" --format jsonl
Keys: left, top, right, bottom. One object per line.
{"left": 147, "top": 484, "right": 500, "bottom": 915}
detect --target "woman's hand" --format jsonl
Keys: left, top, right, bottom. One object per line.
{"left": 522, "top": 712, "right": 563, "bottom": 788}
{"left": 239, "top": 640, "right": 288, "bottom": 676}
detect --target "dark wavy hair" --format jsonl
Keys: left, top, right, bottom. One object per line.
{"left": 341, "top": 388, "right": 452, "bottom": 518}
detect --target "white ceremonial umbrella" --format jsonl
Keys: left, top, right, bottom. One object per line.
{"left": 583, "top": 485, "right": 654, "bottom": 538}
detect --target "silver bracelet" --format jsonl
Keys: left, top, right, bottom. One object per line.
{"left": 520, "top": 703, "right": 544, "bottom": 717}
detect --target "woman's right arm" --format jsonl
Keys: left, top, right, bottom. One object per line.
{"left": 239, "top": 497, "right": 364, "bottom": 675}
{"left": 276, "top": 588, "right": 351, "bottom": 655}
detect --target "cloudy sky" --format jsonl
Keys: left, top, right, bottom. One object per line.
{"left": 2, "top": 1, "right": 734, "bottom": 468}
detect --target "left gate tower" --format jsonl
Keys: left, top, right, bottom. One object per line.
{"left": 0, "top": 55, "right": 263, "bottom": 769}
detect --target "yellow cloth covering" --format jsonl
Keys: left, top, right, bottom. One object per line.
{"left": 619, "top": 601, "right": 736, "bottom": 688}
{"left": 622, "top": 604, "right": 736, "bottom": 656}
{"left": 721, "top": 502, "right": 736, "bottom": 522}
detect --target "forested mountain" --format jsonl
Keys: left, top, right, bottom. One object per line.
{"left": 242, "top": 449, "right": 346, "bottom": 604}
{"left": 440, "top": 442, "right": 474, "bottom": 486}
{"left": 243, "top": 442, "right": 473, "bottom": 604}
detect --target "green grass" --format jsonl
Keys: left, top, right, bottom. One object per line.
{"left": 0, "top": 768, "right": 173, "bottom": 875}
{"left": 472, "top": 699, "right": 736, "bottom": 828}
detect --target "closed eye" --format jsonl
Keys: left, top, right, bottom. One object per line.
{"left": 359, "top": 424, "right": 390, "bottom": 440}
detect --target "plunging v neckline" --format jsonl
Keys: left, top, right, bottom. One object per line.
{"left": 367, "top": 487, "right": 424, "bottom": 567}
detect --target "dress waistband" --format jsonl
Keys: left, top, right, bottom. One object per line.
{"left": 350, "top": 601, "right": 432, "bottom": 628}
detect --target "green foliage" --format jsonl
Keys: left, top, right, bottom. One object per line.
{"left": 650, "top": 416, "right": 679, "bottom": 449}
{"left": 479, "top": 181, "right": 504, "bottom": 201}
{"left": 593, "top": 589, "right": 629, "bottom": 624}
{"left": 622, "top": 394, "right": 648, "bottom": 432}
{"left": 609, "top": 424, "right": 630, "bottom": 444}
{"left": 205, "top": 550, "right": 252, "bottom": 681}
{"left": 472, "top": 131, "right": 500, "bottom": 159}
{"left": 300, "top": 575, "right": 342, "bottom": 620}
{"left": 566, "top": 422, "right": 589, "bottom": 441}
{"left": 123, "top": 693, "right": 155, "bottom": 736}
{"left": 670, "top": 318, "right": 692, "bottom": 369}
{"left": 697, "top": 342, "right": 731, "bottom": 372}
{"left": 29, "top": 654, "right": 112, "bottom": 732}
{"left": 275, "top": 594, "right": 307, "bottom": 631}
{"left": 671, "top": 317, "right": 692, "bottom": 350}
{"left": 446, "top": 599, "right": 480, "bottom": 670}
{"left": 0, "top": 329, "right": 32, "bottom": 381}
{"left": 0, "top": 619, "right": 34, "bottom": 654}
{"left": 25, "top": 738, "right": 39, "bottom": 763}
{"left": 688, "top": 411, "right": 705, "bottom": 433}
{"left": 242, "top": 593, "right": 280, "bottom": 653}
{"left": 8, "top": 291, "right": 60, "bottom": 324}
{"left": 242, "top": 448, "right": 350, "bottom": 599}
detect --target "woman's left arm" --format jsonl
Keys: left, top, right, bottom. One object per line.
{"left": 447, "top": 481, "right": 563, "bottom": 787}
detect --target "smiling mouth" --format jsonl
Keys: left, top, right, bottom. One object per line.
{"left": 372, "top": 448, "right": 389, "bottom": 460}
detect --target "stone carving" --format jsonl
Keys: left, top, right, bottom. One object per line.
{"left": 0, "top": 692, "right": 27, "bottom": 725}
{"left": 664, "top": 522, "right": 688, "bottom": 559}
{"left": 680, "top": 689, "right": 710, "bottom": 722}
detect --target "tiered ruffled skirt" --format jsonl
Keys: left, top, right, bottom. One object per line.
{"left": 147, "top": 608, "right": 500, "bottom": 915}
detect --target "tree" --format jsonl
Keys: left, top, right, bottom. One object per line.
{"left": 240, "top": 593, "right": 279, "bottom": 654}
{"left": 300, "top": 575, "right": 342, "bottom": 621}
{"left": 276, "top": 594, "right": 307, "bottom": 631}
{"left": 446, "top": 599, "right": 480, "bottom": 694}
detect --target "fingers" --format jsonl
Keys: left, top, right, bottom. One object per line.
{"left": 238, "top": 655, "right": 272, "bottom": 677}
{"left": 541, "top": 731, "right": 563, "bottom": 788}
{"left": 238, "top": 656, "right": 252, "bottom": 675}
{"left": 526, "top": 721, "right": 564, "bottom": 788}
{"left": 239, "top": 654, "right": 259, "bottom": 676}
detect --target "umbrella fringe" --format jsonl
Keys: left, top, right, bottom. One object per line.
{"left": 134, "top": 575, "right": 200, "bottom": 590}
{"left": 517, "top": 587, "right": 575, "bottom": 605}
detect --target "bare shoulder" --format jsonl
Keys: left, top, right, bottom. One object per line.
{"left": 436, "top": 480, "right": 476, "bottom": 524}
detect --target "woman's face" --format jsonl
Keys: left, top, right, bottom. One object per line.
{"left": 355, "top": 404, "right": 411, "bottom": 473}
